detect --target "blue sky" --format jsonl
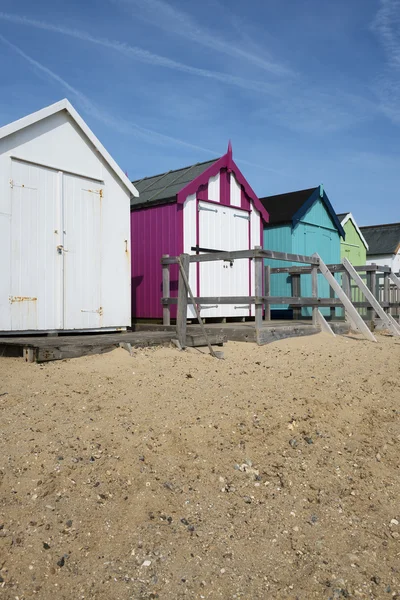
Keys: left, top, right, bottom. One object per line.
{"left": 0, "top": 0, "right": 399, "bottom": 225}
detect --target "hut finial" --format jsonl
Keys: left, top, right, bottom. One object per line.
{"left": 319, "top": 183, "right": 324, "bottom": 198}
{"left": 227, "top": 140, "right": 232, "bottom": 158}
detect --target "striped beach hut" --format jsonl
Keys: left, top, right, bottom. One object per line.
{"left": 130, "top": 144, "right": 269, "bottom": 320}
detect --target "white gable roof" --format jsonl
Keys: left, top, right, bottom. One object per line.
{"left": 339, "top": 212, "right": 369, "bottom": 251}
{"left": 0, "top": 99, "right": 138, "bottom": 198}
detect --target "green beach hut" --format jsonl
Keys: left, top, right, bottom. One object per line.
{"left": 337, "top": 212, "right": 369, "bottom": 266}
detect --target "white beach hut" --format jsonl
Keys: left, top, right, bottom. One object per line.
{"left": 0, "top": 99, "right": 138, "bottom": 333}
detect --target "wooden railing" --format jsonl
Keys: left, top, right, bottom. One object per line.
{"left": 160, "top": 248, "right": 400, "bottom": 346}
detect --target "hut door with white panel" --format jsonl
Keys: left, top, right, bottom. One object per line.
{"left": 198, "top": 202, "right": 249, "bottom": 318}
{"left": 10, "top": 159, "right": 62, "bottom": 331}
{"left": 62, "top": 174, "right": 102, "bottom": 330}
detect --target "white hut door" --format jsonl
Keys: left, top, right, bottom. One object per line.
{"left": 62, "top": 174, "right": 102, "bottom": 330}
{"left": 198, "top": 202, "right": 250, "bottom": 318}
{"left": 10, "top": 159, "right": 62, "bottom": 331}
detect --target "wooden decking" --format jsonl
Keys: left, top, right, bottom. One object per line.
{"left": 135, "top": 320, "right": 350, "bottom": 344}
{"left": 0, "top": 329, "right": 225, "bottom": 363}
{"left": 0, "top": 320, "right": 351, "bottom": 363}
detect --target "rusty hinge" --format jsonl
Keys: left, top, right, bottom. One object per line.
{"left": 9, "top": 296, "right": 37, "bottom": 303}
{"left": 80, "top": 307, "right": 103, "bottom": 316}
{"left": 85, "top": 188, "right": 103, "bottom": 197}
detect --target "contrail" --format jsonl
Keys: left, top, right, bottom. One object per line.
{"left": 112, "top": 0, "right": 294, "bottom": 77}
{"left": 0, "top": 34, "right": 281, "bottom": 172}
{"left": 0, "top": 12, "right": 277, "bottom": 94}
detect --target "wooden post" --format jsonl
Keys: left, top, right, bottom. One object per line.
{"left": 264, "top": 265, "right": 271, "bottom": 321}
{"left": 384, "top": 272, "right": 390, "bottom": 315}
{"left": 176, "top": 253, "right": 190, "bottom": 348}
{"left": 389, "top": 271, "right": 400, "bottom": 319}
{"left": 291, "top": 274, "right": 301, "bottom": 320}
{"left": 162, "top": 254, "right": 170, "bottom": 326}
{"left": 311, "top": 265, "right": 318, "bottom": 326}
{"left": 254, "top": 246, "right": 263, "bottom": 332}
{"left": 371, "top": 266, "right": 377, "bottom": 321}
{"left": 330, "top": 285, "right": 336, "bottom": 320}
{"left": 342, "top": 270, "right": 351, "bottom": 298}
{"left": 366, "top": 271, "right": 373, "bottom": 322}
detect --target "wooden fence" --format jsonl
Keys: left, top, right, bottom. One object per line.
{"left": 273, "top": 263, "right": 400, "bottom": 320}
{"left": 161, "top": 249, "right": 400, "bottom": 346}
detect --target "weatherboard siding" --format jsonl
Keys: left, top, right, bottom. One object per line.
{"left": 131, "top": 203, "right": 182, "bottom": 320}
{"left": 208, "top": 173, "right": 220, "bottom": 202}
{"left": 263, "top": 199, "right": 341, "bottom": 316}
{"left": 298, "top": 198, "right": 338, "bottom": 230}
{"left": 230, "top": 173, "right": 241, "bottom": 207}
{"left": 263, "top": 224, "right": 294, "bottom": 309}
{"left": 130, "top": 151, "right": 268, "bottom": 320}
{"left": 340, "top": 219, "right": 366, "bottom": 266}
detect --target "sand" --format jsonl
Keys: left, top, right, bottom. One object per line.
{"left": 0, "top": 332, "right": 399, "bottom": 599}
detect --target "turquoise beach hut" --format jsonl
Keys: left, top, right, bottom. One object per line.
{"left": 260, "top": 185, "right": 345, "bottom": 317}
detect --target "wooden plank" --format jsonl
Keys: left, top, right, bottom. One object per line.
{"left": 273, "top": 297, "right": 342, "bottom": 306}
{"left": 163, "top": 296, "right": 344, "bottom": 306}
{"left": 23, "top": 347, "right": 36, "bottom": 362}
{"left": 342, "top": 257, "right": 399, "bottom": 336}
{"left": 162, "top": 254, "right": 171, "bottom": 326}
{"left": 271, "top": 264, "right": 387, "bottom": 275}
{"left": 264, "top": 265, "right": 271, "bottom": 321}
{"left": 254, "top": 246, "right": 263, "bottom": 332}
{"left": 36, "top": 344, "right": 119, "bottom": 362}
{"left": 316, "top": 254, "right": 376, "bottom": 342}
{"left": 258, "top": 250, "right": 320, "bottom": 265}
{"left": 162, "top": 249, "right": 320, "bottom": 265}
{"left": 185, "top": 334, "right": 225, "bottom": 347}
{"left": 256, "top": 324, "right": 319, "bottom": 346}
{"left": 311, "top": 265, "right": 318, "bottom": 326}
{"left": 316, "top": 309, "right": 336, "bottom": 336}
{"left": 390, "top": 271, "right": 400, "bottom": 290}
{"left": 176, "top": 253, "right": 190, "bottom": 348}
{"left": 291, "top": 274, "right": 301, "bottom": 320}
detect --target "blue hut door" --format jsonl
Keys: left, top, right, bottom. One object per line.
{"left": 302, "top": 226, "right": 334, "bottom": 317}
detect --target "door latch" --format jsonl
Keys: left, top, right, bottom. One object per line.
{"left": 57, "top": 245, "right": 64, "bottom": 254}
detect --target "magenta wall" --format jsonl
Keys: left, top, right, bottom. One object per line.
{"left": 131, "top": 202, "right": 183, "bottom": 320}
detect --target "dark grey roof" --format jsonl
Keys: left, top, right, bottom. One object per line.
{"left": 131, "top": 159, "right": 217, "bottom": 208}
{"left": 337, "top": 212, "right": 349, "bottom": 222}
{"left": 260, "top": 188, "right": 317, "bottom": 225}
{"left": 360, "top": 222, "right": 400, "bottom": 255}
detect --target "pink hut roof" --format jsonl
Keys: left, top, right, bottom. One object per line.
{"left": 132, "top": 143, "right": 269, "bottom": 223}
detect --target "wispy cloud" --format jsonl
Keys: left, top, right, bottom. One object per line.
{"left": 0, "top": 12, "right": 278, "bottom": 95}
{"left": 371, "top": 0, "right": 400, "bottom": 123}
{"left": 0, "top": 34, "right": 279, "bottom": 172}
{"left": 112, "top": 0, "right": 294, "bottom": 77}
{"left": 0, "top": 34, "right": 220, "bottom": 153}
{"left": 253, "top": 86, "right": 377, "bottom": 135}
{"left": 373, "top": 0, "right": 400, "bottom": 68}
